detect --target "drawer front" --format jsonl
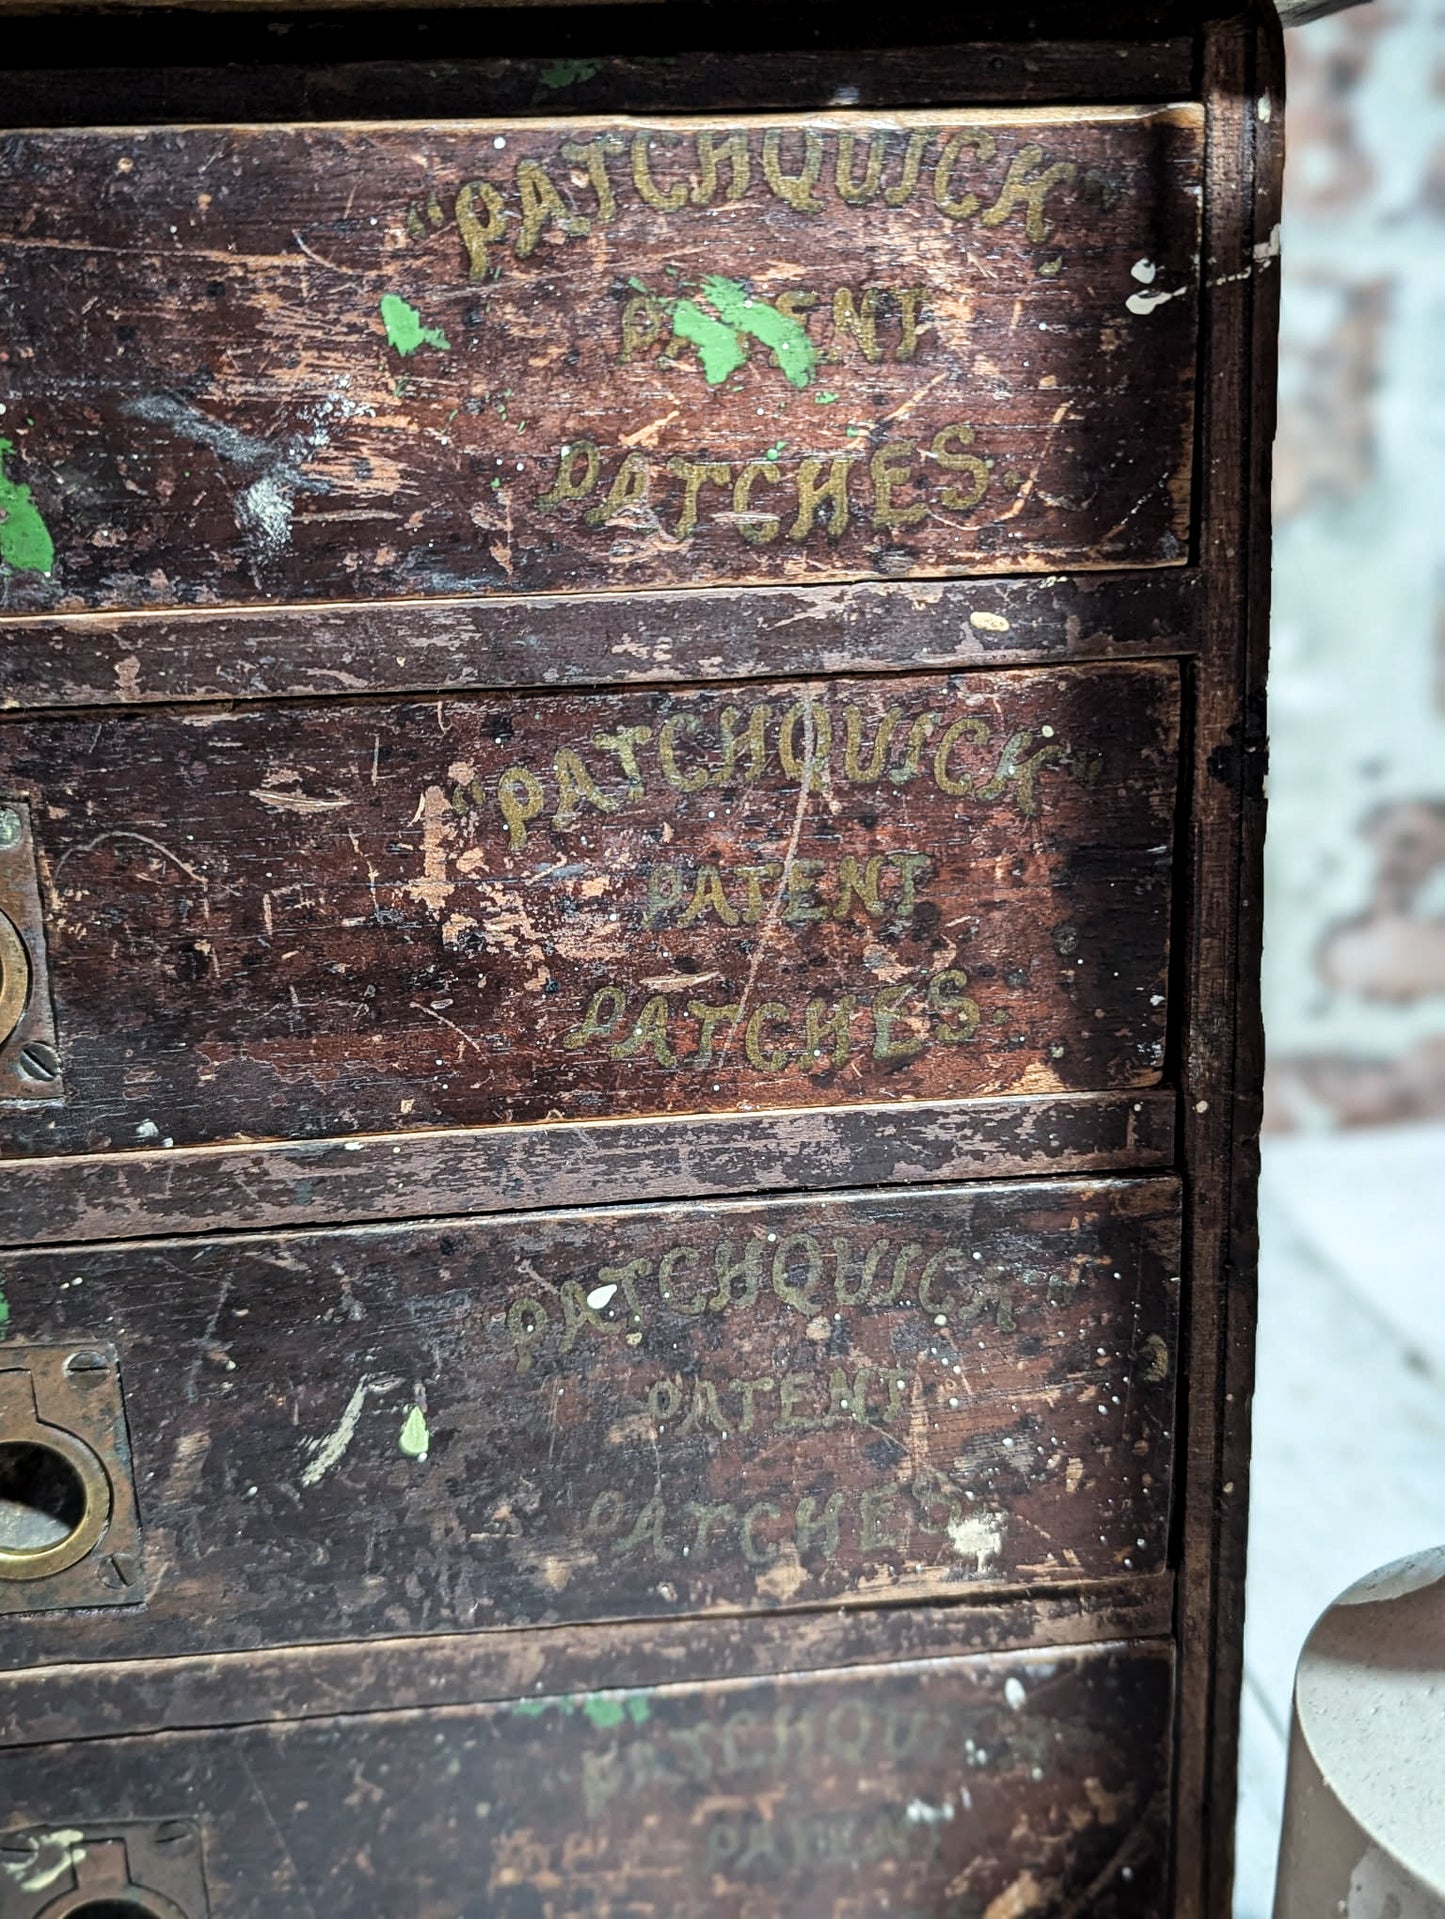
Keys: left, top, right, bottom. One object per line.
{"left": 0, "top": 660, "right": 1177, "bottom": 1158}
{"left": 0, "top": 108, "right": 1200, "bottom": 614}
{"left": 0, "top": 1642, "right": 1173, "bottom": 1917}
{"left": 0, "top": 1175, "right": 1177, "bottom": 1663}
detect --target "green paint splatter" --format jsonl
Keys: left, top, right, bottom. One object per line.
{"left": 398, "top": 1405, "right": 430, "bottom": 1459}
{"left": 671, "top": 300, "right": 749, "bottom": 386}
{"left": 0, "top": 440, "right": 54, "bottom": 575}
{"left": 813, "top": 390, "right": 840, "bottom": 405}
{"left": 0, "top": 1285, "right": 10, "bottom": 1336}
{"left": 511, "top": 1697, "right": 557, "bottom": 1718}
{"left": 537, "top": 57, "right": 600, "bottom": 89}
{"left": 701, "top": 276, "right": 817, "bottom": 390}
{"left": 510, "top": 1691, "right": 650, "bottom": 1727}
{"left": 380, "top": 295, "right": 451, "bottom": 357}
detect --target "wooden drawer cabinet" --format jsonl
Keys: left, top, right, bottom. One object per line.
{"left": 0, "top": 4, "right": 1279, "bottom": 1914}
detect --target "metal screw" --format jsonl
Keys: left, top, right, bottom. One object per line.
{"left": 0, "top": 1833, "right": 39, "bottom": 1867}
{"left": 0, "top": 807, "right": 21, "bottom": 851}
{"left": 154, "top": 1822, "right": 195, "bottom": 1850}
{"left": 16, "top": 1041, "right": 60, "bottom": 1083}
{"left": 65, "top": 1350, "right": 109, "bottom": 1376}
{"left": 96, "top": 1553, "right": 137, "bottom": 1590}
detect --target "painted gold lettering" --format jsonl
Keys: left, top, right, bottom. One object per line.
{"left": 684, "top": 1498, "right": 735, "bottom": 1552}
{"left": 892, "top": 851, "right": 933, "bottom": 917}
{"left": 593, "top": 723, "right": 653, "bottom": 798}
{"left": 455, "top": 179, "right": 507, "bottom": 280}
{"left": 497, "top": 765, "right": 544, "bottom": 852}
{"left": 930, "top": 424, "right": 990, "bottom": 511}
{"left": 631, "top": 132, "right": 688, "bottom": 212}
{"left": 516, "top": 158, "right": 589, "bottom": 257}
{"left": 834, "top": 1235, "right": 883, "bottom": 1306}
{"left": 712, "top": 1237, "right": 765, "bottom": 1311}
{"left": 834, "top": 855, "right": 885, "bottom": 920}
{"left": 620, "top": 293, "right": 666, "bottom": 363}
{"left": 679, "top": 1382, "right": 730, "bottom": 1438}
{"left": 733, "top": 860, "right": 781, "bottom": 923}
{"left": 831, "top": 287, "right": 882, "bottom": 362}
{"left": 679, "top": 865, "right": 741, "bottom": 928}
{"left": 977, "top": 728, "right": 1065, "bottom": 815}
{"left": 585, "top": 450, "right": 651, "bottom": 526}
{"left": 889, "top": 712, "right": 939, "bottom": 784}
{"left": 692, "top": 129, "right": 752, "bottom": 204}
{"left": 871, "top": 439, "right": 927, "bottom": 531}
{"left": 835, "top": 131, "right": 886, "bottom": 205}
{"left": 612, "top": 1495, "right": 669, "bottom": 1562}
{"left": 928, "top": 967, "right": 981, "bottom": 1042}
{"left": 860, "top": 1486, "right": 906, "bottom": 1552}
{"left": 732, "top": 461, "right": 783, "bottom": 544}
{"left": 611, "top": 993, "right": 676, "bottom": 1066}
{"left": 691, "top": 1000, "right": 742, "bottom": 1067}
{"left": 803, "top": 996, "right": 854, "bottom": 1069}
{"left": 873, "top": 982, "right": 927, "bottom": 1061}
{"left": 791, "top": 457, "right": 851, "bottom": 539}
{"left": 647, "top": 1377, "right": 683, "bottom": 1422}
{"left": 783, "top": 857, "right": 827, "bottom": 924}
{"left": 828, "top": 1362, "right": 870, "bottom": 1425}
{"left": 744, "top": 1002, "right": 790, "bottom": 1072}
{"left": 778, "top": 700, "right": 833, "bottom": 788}
{"left": 778, "top": 1372, "right": 821, "bottom": 1430}
{"left": 731, "top": 1376, "right": 776, "bottom": 1433}
{"left": 980, "top": 144, "right": 1079, "bottom": 242}
{"left": 538, "top": 438, "right": 601, "bottom": 510}
{"left": 843, "top": 705, "right": 903, "bottom": 782}
{"left": 715, "top": 703, "right": 770, "bottom": 785}
{"left": 563, "top": 983, "right": 627, "bottom": 1051}
{"left": 561, "top": 133, "right": 624, "bottom": 221}
{"left": 506, "top": 1296, "right": 549, "bottom": 1375}
{"left": 933, "top": 128, "right": 996, "bottom": 220}
{"left": 933, "top": 716, "right": 989, "bottom": 795}
{"left": 796, "top": 1490, "right": 845, "bottom": 1559}
{"left": 914, "top": 1466, "right": 964, "bottom": 1535}
{"left": 897, "top": 288, "right": 926, "bottom": 362}
{"left": 658, "top": 713, "right": 711, "bottom": 793}
{"left": 553, "top": 747, "right": 618, "bottom": 828}
{"left": 669, "top": 457, "right": 732, "bottom": 539}
{"left": 883, "top": 129, "right": 934, "bottom": 206}
{"left": 772, "top": 1233, "right": 825, "bottom": 1314}
{"left": 645, "top": 865, "right": 684, "bottom": 928}
{"left": 762, "top": 128, "right": 824, "bottom": 212}
{"left": 657, "top": 1244, "right": 709, "bottom": 1314}
{"left": 740, "top": 1497, "right": 781, "bottom": 1565}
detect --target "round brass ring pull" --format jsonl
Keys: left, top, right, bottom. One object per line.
{"left": 0, "top": 1421, "right": 113, "bottom": 1581}
{"left": 39, "top": 1894, "right": 191, "bottom": 1919}
{"left": 0, "top": 905, "right": 31, "bottom": 1051}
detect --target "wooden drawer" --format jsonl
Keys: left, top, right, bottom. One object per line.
{"left": 0, "top": 1639, "right": 1174, "bottom": 1917}
{"left": 0, "top": 1175, "right": 1177, "bottom": 1670}
{"left": 0, "top": 660, "right": 1177, "bottom": 1164}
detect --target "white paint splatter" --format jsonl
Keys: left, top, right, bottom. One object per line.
{"left": 300, "top": 1376, "right": 399, "bottom": 1487}
{"left": 1131, "top": 258, "right": 1159, "bottom": 284}
{"left": 5, "top": 1831, "right": 85, "bottom": 1894}
{"left": 238, "top": 474, "right": 296, "bottom": 562}
{"left": 947, "top": 1510, "right": 1004, "bottom": 1573}
{"left": 586, "top": 1283, "right": 619, "bottom": 1310}
{"left": 905, "top": 1798, "right": 954, "bottom": 1826}
{"left": 1005, "top": 1676, "right": 1027, "bottom": 1711}
{"left": 1126, "top": 285, "right": 1188, "bottom": 316}
{"left": 969, "top": 610, "right": 1011, "bottom": 633}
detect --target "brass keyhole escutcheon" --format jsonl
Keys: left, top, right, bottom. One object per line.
{"left": 0, "top": 905, "right": 31, "bottom": 1052}
{"left": 0, "top": 1419, "right": 112, "bottom": 1581}
{"left": 41, "top": 1899, "right": 190, "bottom": 1919}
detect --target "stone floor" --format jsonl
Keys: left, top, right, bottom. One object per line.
{"left": 1234, "top": 1122, "right": 1445, "bottom": 1917}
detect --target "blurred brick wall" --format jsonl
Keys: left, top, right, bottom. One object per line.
{"left": 1263, "top": 0, "right": 1445, "bottom": 1129}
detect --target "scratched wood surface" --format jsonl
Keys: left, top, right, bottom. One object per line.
{"left": 0, "top": 660, "right": 1177, "bottom": 1158}
{"left": 0, "top": 107, "right": 1200, "bottom": 614}
{"left": 0, "top": 1177, "right": 1179, "bottom": 1666}
{"left": 0, "top": 1644, "right": 1173, "bottom": 1918}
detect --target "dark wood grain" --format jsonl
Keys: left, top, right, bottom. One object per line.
{"left": 0, "top": 1176, "right": 1180, "bottom": 1667}
{"left": 0, "top": 568, "right": 1205, "bottom": 715}
{"left": 0, "top": 660, "right": 1179, "bottom": 1158}
{"left": 0, "top": 1088, "right": 1175, "bottom": 1248}
{"left": 0, "top": 1579, "right": 1173, "bottom": 1746}
{"left": 1169, "top": 15, "right": 1281, "bottom": 1919}
{"left": 0, "top": 108, "right": 1200, "bottom": 614}
{"left": 0, "top": 1642, "right": 1174, "bottom": 1919}
{"left": 0, "top": 34, "right": 1198, "bottom": 132}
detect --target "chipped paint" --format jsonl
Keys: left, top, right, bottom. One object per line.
{"left": 4, "top": 1830, "right": 85, "bottom": 1895}
{"left": 301, "top": 1375, "right": 374, "bottom": 1488}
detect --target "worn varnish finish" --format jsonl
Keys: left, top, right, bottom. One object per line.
{"left": 0, "top": 660, "right": 1178, "bottom": 1157}
{"left": 0, "top": 1177, "right": 1178, "bottom": 1665}
{"left": 0, "top": 13, "right": 1280, "bottom": 1917}
{"left": 0, "top": 1645, "right": 1174, "bottom": 1918}
{"left": 0, "top": 109, "right": 1200, "bottom": 612}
